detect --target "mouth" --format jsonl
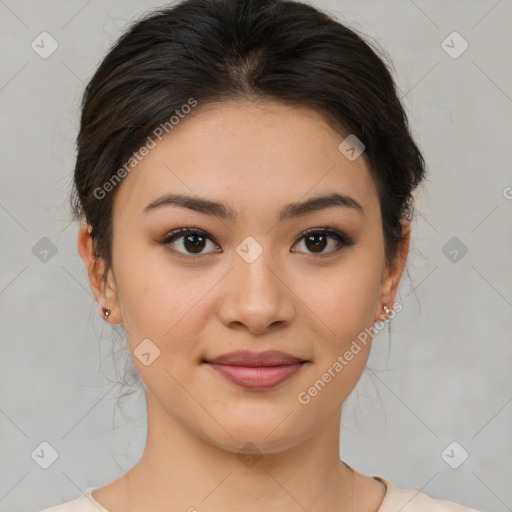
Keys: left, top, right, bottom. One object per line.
{"left": 202, "top": 350, "right": 309, "bottom": 390}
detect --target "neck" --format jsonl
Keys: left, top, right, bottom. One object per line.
{"left": 120, "top": 394, "right": 355, "bottom": 512}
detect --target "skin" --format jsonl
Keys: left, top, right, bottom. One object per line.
{"left": 78, "top": 98, "right": 410, "bottom": 512}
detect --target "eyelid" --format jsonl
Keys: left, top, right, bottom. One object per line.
{"left": 161, "top": 225, "right": 216, "bottom": 244}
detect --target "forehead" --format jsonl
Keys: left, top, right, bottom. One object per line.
{"left": 112, "top": 99, "right": 379, "bottom": 223}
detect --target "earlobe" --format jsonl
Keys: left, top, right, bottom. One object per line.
{"left": 77, "top": 222, "right": 120, "bottom": 323}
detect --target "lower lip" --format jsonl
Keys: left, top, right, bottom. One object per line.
{"left": 206, "top": 362, "right": 306, "bottom": 390}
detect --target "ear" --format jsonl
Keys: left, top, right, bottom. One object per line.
{"left": 77, "top": 221, "right": 121, "bottom": 323}
{"left": 374, "top": 219, "right": 410, "bottom": 322}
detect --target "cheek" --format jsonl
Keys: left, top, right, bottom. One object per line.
{"left": 110, "top": 252, "right": 167, "bottom": 348}
{"left": 293, "top": 269, "right": 378, "bottom": 416}
{"left": 114, "top": 242, "right": 190, "bottom": 325}
{"left": 114, "top": 251, "right": 223, "bottom": 376}
{"left": 296, "top": 259, "right": 381, "bottom": 338}
{"left": 291, "top": 258, "right": 381, "bottom": 401}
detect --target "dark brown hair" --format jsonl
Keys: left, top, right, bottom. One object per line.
{"left": 71, "top": 0, "right": 426, "bottom": 284}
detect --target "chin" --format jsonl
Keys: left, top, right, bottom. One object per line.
{"left": 198, "top": 406, "right": 312, "bottom": 456}
{"left": 208, "top": 429, "right": 303, "bottom": 457}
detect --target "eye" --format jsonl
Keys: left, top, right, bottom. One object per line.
{"left": 160, "top": 226, "right": 220, "bottom": 259}
{"left": 292, "top": 227, "right": 355, "bottom": 256}
{"left": 160, "top": 226, "right": 355, "bottom": 259}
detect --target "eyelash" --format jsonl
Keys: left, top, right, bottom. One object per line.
{"left": 160, "top": 225, "right": 355, "bottom": 260}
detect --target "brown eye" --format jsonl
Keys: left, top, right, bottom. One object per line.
{"left": 292, "top": 228, "right": 355, "bottom": 255}
{"left": 303, "top": 232, "right": 328, "bottom": 253}
{"left": 181, "top": 233, "right": 207, "bottom": 253}
{"left": 161, "top": 227, "right": 220, "bottom": 258}
{"left": 160, "top": 226, "right": 354, "bottom": 260}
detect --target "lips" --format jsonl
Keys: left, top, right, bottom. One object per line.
{"left": 205, "top": 350, "right": 307, "bottom": 366}
{"left": 204, "top": 350, "right": 308, "bottom": 390}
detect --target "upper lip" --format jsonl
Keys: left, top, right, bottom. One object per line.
{"left": 204, "top": 350, "right": 307, "bottom": 367}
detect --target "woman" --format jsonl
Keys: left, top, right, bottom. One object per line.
{"left": 42, "top": 0, "right": 481, "bottom": 510}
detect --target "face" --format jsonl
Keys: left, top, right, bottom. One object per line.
{"left": 79, "top": 99, "right": 409, "bottom": 454}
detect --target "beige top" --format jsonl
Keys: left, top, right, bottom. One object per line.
{"left": 39, "top": 477, "right": 482, "bottom": 511}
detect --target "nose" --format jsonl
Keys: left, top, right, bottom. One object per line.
{"left": 217, "top": 248, "right": 295, "bottom": 335}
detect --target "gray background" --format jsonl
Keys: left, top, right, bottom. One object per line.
{"left": 1, "top": 0, "right": 511, "bottom": 511}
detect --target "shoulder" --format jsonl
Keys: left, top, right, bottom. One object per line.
{"left": 37, "top": 488, "right": 107, "bottom": 512}
{"left": 376, "top": 477, "right": 482, "bottom": 512}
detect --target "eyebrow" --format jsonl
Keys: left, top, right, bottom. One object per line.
{"left": 142, "top": 192, "right": 365, "bottom": 222}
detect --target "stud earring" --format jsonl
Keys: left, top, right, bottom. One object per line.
{"left": 102, "top": 307, "right": 111, "bottom": 320}
{"left": 379, "top": 304, "right": 392, "bottom": 322}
